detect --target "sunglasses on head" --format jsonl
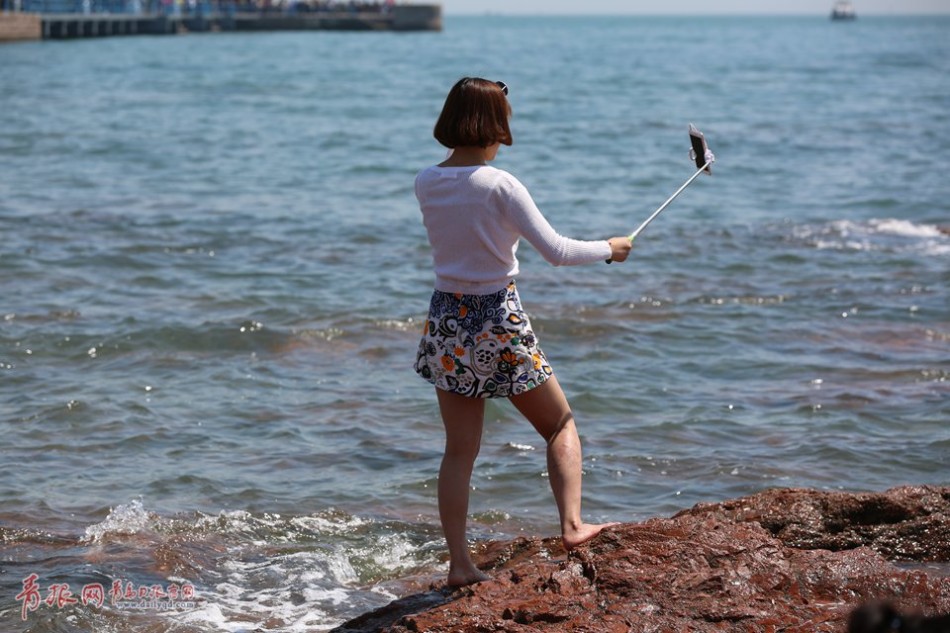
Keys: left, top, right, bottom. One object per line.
{"left": 495, "top": 81, "right": 509, "bottom": 96}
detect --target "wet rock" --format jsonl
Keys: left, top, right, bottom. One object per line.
{"left": 677, "top": 485, "right": 950, "bottom": 561}
{"left": 331, "top": 486, "right": 950, "bottom": 633}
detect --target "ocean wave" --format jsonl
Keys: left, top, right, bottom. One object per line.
{"left": 163, "top": 510, "right": 441, "bottom": 632}
{"left": 791, "top": 218, "right": 950, "bottom": 255}
{"left": 3, "top": 499, "right": 447, "bottom": 630}
{"left": 34, "top": 501, "right": 444, "bottom": 632}
{"left": 83, "top": 498, "right": 154, "bottom": 544}
{"left": 868, "top": 219, "right": 947, "bottom": 239}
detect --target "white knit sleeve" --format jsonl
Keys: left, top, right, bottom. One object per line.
{"left": 498, "top": 174, "right": 612, "bottom": 266}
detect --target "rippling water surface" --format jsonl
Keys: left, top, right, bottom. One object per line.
{"left": 1, "top": 14, "right": 948, "bottom": 631}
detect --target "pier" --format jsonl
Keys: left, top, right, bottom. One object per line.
{"left": 0, "top": 1, "right": 441, "bottom": 40}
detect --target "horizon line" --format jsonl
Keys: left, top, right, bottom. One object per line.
{"left": 441, "top": 11, "right": 950, "bottom": 17}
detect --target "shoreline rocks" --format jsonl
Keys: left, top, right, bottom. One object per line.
{"left": 332, "top": 485, "right": 950, "bottom": 633}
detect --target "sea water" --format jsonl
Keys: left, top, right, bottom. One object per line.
{"left": 0, "top": 14, "right": 948, "bottom": 632}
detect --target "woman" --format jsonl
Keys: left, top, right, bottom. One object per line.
{"left": 414, "top": 77, "right": 632, "bottom": 587}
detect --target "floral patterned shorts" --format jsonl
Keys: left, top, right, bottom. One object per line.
{"left": 415, "top": 282, "right": 554, "bottom": 398}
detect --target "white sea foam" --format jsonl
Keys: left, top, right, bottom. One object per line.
{"left": 289, "top": 513, "right": 367, "bottom": 535}
{"left": 75, "top": 504, "right": 435, "bottom": 631}
{"left": 170, "top": 552, "right": 366, "bottom": 632}
{"left": 795, "top": 218, "right": 949, "bottom": 255}
{"left": 869, "top": 219, "right": 944, "bottom": 238}
{"left": 154, "top": 510, "right": 439, "bottom": 633}
{"left": 82, "top": 498, "right": 152, "bottom": 543}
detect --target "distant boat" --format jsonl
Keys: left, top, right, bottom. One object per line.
{"left": 831, "top": 1, "right": 856, "bottom": 20}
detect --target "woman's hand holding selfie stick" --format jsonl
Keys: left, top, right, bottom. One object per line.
{"left": 607, "top": 124, "right": 715, "bottom": 263}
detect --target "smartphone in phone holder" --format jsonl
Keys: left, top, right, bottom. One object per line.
{"left": 689, "top": 123, "right": 712, "bottom": 174}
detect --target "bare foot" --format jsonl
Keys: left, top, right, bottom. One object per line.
{"left": 562, "top": 522, "right": 619, "bottom": 551}
{"left": 447, "top": 567, "right": 491, "bottom": 588}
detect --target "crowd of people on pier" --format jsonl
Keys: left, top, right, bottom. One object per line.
{"left": 13, "top": 0, "right": 397, "bottom": 15}
{"left": 232, "top": 0, "right": 395, "bottom": 15}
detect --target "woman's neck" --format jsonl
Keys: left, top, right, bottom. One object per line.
{"left": 439, "top": 145, "right": 497, "bottom": 167}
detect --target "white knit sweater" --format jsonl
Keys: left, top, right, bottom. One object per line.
{"left": 415, "top": 165, "right": 612, "bottom": 294}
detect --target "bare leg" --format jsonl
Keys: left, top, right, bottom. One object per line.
{"left": 436, "top": 388, "right": 491, "bottom": 587}
{"left": 510, "top": 376, "right": 617, "bottom": 550}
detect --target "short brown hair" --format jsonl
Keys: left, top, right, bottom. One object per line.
{"left": 433, "top": 77, "right": 513, "bottom": 149}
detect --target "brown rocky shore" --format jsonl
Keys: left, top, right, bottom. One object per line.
{"left": 332, "top": 485, "right": 950, "bottom": 633}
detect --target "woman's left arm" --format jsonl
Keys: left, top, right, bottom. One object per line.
{"left": 502, "top": 178, "right": 612, "bottom": 266}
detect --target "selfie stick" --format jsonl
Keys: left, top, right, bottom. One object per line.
{"left": 628, "top": 158, "right": 712, "bottom": 242}
{"left": 607, "top": 124, "right": 715, "bottom": 263}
